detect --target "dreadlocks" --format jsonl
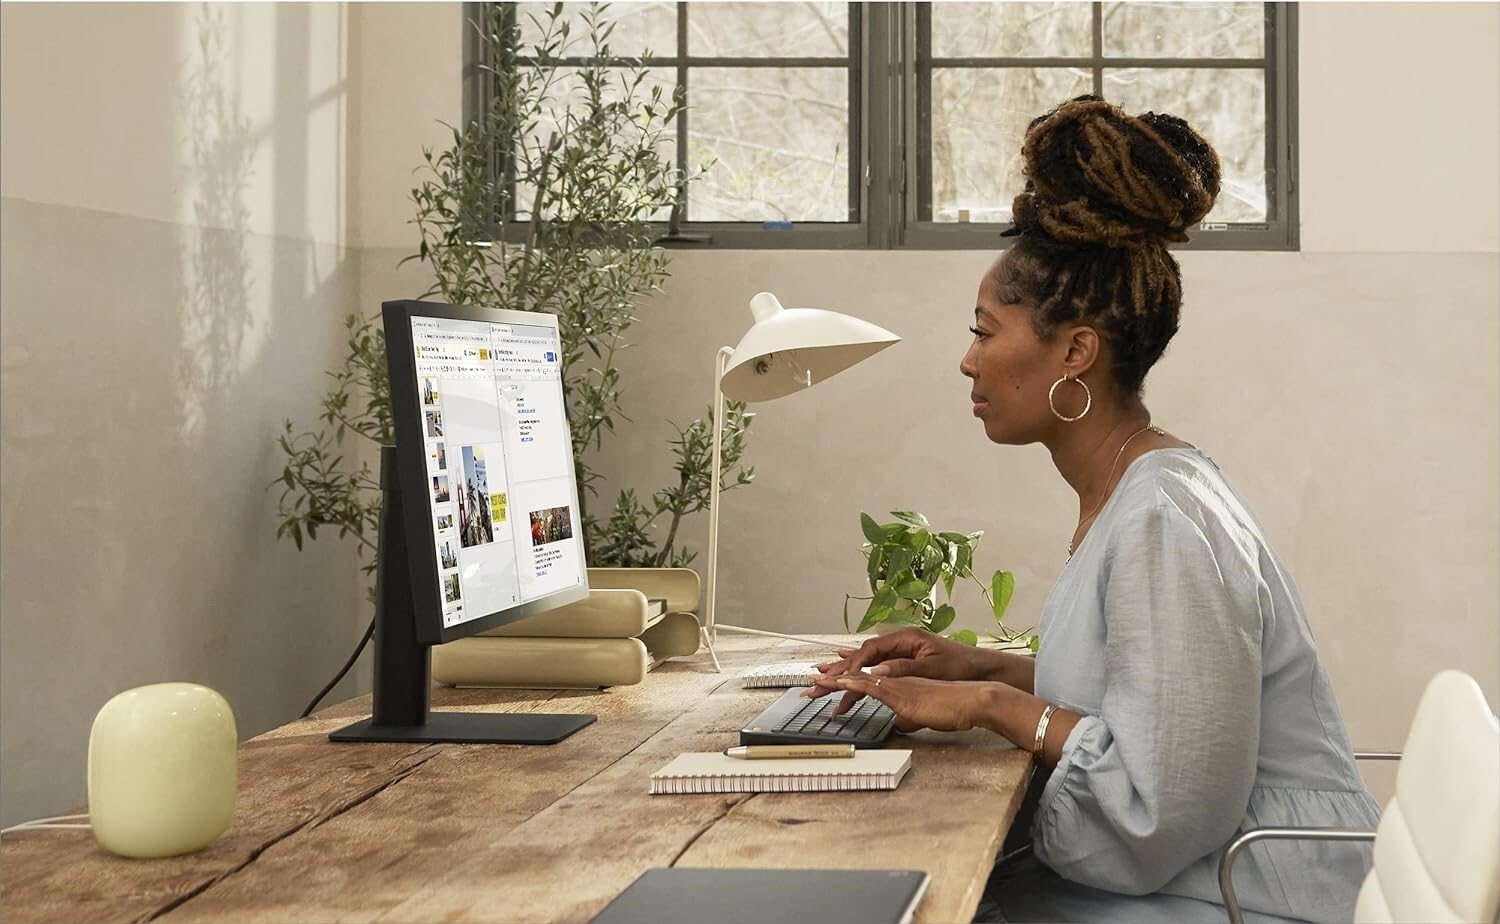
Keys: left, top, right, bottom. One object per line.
{"left": 998, "top": 95, "right": 1222, "bottom": 395}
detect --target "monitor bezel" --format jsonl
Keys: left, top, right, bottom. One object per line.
{"left": 383, "top": 298, "right": 590, "bottom": 646}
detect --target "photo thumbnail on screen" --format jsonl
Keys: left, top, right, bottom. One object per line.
{"left": 529, "top": 505, "right": 573, "bottom": 547}
{"left": 458, "top": 445, "right": 498, "bottom": 549}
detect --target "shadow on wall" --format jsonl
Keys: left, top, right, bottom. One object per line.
{"left": 177, "top": 2, "right": 254, "bottom": 442}
{"left": 167, "top": 3, "right": 362, "bottom": 716}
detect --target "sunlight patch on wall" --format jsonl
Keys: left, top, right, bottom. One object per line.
{"left": 175, "top": 3, "right": 257, "bottom": 442}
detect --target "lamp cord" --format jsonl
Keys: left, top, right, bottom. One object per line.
{"left": 300, "top": 613, "right": 376, "bottom": 719}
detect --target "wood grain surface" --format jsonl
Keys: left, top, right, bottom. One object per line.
{"left": 0, "top": 635, "right": 1030, "bottom": 924}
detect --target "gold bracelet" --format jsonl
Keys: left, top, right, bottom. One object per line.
{"left": 1032, "top": 703, "right": 1058, "bottom": 760}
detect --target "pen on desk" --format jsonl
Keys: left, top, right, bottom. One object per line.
{"left": 723, "top": 744, "right": 855, "bottom": 760}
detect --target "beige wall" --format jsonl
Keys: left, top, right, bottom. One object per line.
{"left": 2, "top": 0, "right": 1494, "bottom": 829}
{"left": 1, "top": 3, "right": 362, "bottom": 826}
{"left": 1299, "top": 3, "right": 1500, "bottom": 253}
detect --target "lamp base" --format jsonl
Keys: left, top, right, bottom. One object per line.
{"left": 698, "top": 626, "right": 723, "bottom": 673}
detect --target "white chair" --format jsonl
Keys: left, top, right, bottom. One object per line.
{"left": 1220, "top": 670, "right": 1500, "bottom": 924}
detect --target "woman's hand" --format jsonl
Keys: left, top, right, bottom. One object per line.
{"left": 814, "top": 628, "right": 997, "bottom": 685}
{"left": 807, "top": 674, "right": 995, "bottom": 734}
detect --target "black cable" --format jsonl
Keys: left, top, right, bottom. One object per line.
{"left": 301, "top": 614, "right": 376, "bottom": 718}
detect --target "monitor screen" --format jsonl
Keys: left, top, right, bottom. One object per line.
{"left": 387, "top": 300, "right": 588, "bottom": 644}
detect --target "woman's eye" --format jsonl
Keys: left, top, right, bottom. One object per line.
{"left": 968, "top": 325, "right": 987, "bottom": 338}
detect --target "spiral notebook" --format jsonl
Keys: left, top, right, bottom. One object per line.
{"left": 649, "top": 749, "right": 911, "bottom": 794}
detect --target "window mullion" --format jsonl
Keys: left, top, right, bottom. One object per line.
{"left": 1277, "top": 2, "right": 1300, "bottom": 250}
{"left": 848, "top": 3, "right": 863, "bottom": 224}
{"left": 913, "top": 2, "right": 932, "bottom": 226}
{"left": 676, "top": 1, "right": 689, "bottom": 223}
{"left": 863, "top": 3, "right": 900, "bottom": 248}
{"left": 1092, "top": 2, "right": 1104, "bottom": 96}
{"left": 899, "top": 1, "right": 920, "bottom": 245}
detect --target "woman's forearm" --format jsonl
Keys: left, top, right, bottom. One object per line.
{"left": 977, "top": 648, "right": 1036, "bottom": 693}
{"left": 976, "top": 683, "right": 1081, "bottom": 768}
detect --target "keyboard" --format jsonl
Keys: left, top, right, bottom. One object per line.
{"left": 739, "top": 687, "right": 897, "bottom": 748}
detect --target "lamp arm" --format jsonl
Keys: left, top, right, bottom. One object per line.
{"left": 705, "top": 346, "right": 734, "bottom": 641}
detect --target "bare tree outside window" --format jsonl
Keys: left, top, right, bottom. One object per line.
{"left": 921, "top": 1, "right": 1281, "bottom": 230}
{"left": 477, "top": 2, "right": 1296, "bottom": 250}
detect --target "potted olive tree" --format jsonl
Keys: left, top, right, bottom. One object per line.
{"left": 275, "top": 3, "right": 752, "bottom": 576}
{"left": 274, "top": 4, "right": 749, "bottom": 705}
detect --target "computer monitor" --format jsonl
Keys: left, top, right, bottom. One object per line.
{"left": 330, "top": 299, "right": 594, "bottom": 745}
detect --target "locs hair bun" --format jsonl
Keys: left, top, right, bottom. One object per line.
{"left": 1010, "top": 95, "right": 1222, "bottom": 248}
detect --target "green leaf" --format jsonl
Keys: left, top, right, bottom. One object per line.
{"left": 872, "top": 585, "right": 898, "bottom": 609}
{"left": 891, "top": 510, "right": 929, "bottom": 528}
{"left": 895, "top": 580, "right": 930, "bottom": 601}
{"left": 949, "top": 629, "right": 979, "bottom": 647}
{"left": 883, "top": 607, "right": 921, "bottom": 627}
{"left": 866, "top": 545, "right": 884, "bottom": 590}
{"left": 856, "top": 600, "right": 892, "bottom": 633}
{"left": 1029, "top": 634, "right": 1041, "bottom": 653}
{"left": 920, "top": 544, "right": 943, "bottom": 578}
{"left": 860, "top": 512, "right": 884, "bottom": 544}
{"left": 911, "top": 528, "right": 930, "bottom": 552}
{"left": 884, "top": 548, "right": 914, "bottom": 584}
{"left": 991, "top": 570, "right": 1016, "bottom": 622}
{"left": 938, "top": 531, "right": 968, "bottom": 542}
{"left": 929, "top": 603, "right": 956, "bottom": 633}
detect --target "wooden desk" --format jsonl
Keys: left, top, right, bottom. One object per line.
{"left": 1, "top": 635, "right": 1031, "bottom": 923}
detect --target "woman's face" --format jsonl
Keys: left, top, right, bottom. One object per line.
{"left": 959, "top": 255, "right": 1069, "bottom": 445}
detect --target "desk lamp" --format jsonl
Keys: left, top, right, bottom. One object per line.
{"left": 700, "top": 292, "right": 900, "bottom": 671}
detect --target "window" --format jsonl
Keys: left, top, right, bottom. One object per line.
{"left": 467, "top": 2, "right": 1297, "bottom": 251}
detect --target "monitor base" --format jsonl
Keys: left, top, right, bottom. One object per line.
{"left": 330, "top": 711, "right": 595, "bottom": 744}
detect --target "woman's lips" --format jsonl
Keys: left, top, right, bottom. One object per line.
{"left": 971, "top": 394, "right": 987, "bottom": 416}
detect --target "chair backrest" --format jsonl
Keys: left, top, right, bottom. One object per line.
{"left": 1356, "top": 670, "right": 1500, "bottom": 923}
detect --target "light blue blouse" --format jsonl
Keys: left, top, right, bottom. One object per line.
{"left": 983, "top": 448, "right": 1381, "bottom": 924}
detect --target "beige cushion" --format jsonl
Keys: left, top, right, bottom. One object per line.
{"left": 1355, "top": 670, "right": 1499, "bottom": 923}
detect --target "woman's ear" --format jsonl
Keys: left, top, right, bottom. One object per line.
{"left": 1061, "top": 325, "right": 1102, "bottom": 377}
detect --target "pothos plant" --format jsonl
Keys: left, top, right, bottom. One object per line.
{"left": 844, "top": 511, "right": 1037, "bottom": 650}
{"left": 274, "top": 2, "right": 754, "bottom": 580}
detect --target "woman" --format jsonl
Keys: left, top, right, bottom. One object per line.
{"left": 808, "top": 97, "right": 1380, "bottom": 924}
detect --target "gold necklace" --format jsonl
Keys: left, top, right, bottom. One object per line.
{"left": 1067, "top": 424, "right": 1164, "bottom": 559}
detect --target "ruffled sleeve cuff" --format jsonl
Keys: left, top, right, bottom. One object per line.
{"left": 1031, "top": 714, "right": 1109, "bottom": 877}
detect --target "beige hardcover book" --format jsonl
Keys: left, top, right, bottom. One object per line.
{"left": 649, "top": 749, "right": 913, "bottom": 795}
{"left": 478, "top": 589, "right": 665, "bottom": 639}
{"left": 431, "top": 636, "right": 649, "bottom": 689}
{"left": 639, "top": 611, "right": 703, "bottom": 666}
{"left": 586, "top": 567, "right": 701, "bottom": 617}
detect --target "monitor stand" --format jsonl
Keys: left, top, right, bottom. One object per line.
{"left": 329, "top": 446, "right": 596, "bottom": 745}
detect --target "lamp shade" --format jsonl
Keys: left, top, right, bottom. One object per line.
{"left": 720, "top": 293, "right": 901, "bottom": 402}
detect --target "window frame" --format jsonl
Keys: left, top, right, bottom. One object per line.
{"left": 901, "top": 2, "right": 1299, "bottom": 251}
{"left": 463, "top": 2, "right": 1299, "bottom": 252}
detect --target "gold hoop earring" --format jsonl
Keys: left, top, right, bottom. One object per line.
{"left": 1049, "top": 374, "right": 1091, "bottom": 422}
